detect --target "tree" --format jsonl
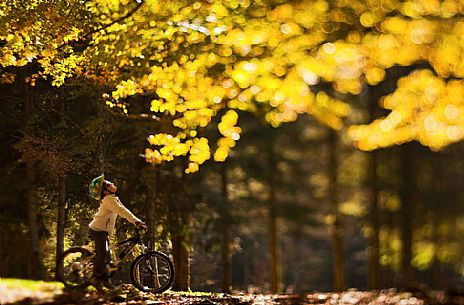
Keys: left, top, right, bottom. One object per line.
{"left": 2, "top": 0, "right": 464, "bottom": 166}
{"left": 219, "top": 163, "right": 233, "bottom": 293}
{"left": 4, "top": 0, "right": 464, "bottom": 288}
{"left": 2, "top": 0, "right": 350, "bottom": 173}
{"left": 361, "top": 83, "right": 381, "bottom": 289}
{"left": 266, "top": 130, "right": 283, "bottom": 293}
{"left": 327, "top": 129, "right": 345, "bottom": 291}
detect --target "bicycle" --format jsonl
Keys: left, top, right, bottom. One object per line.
{"left": 56, "top": 228, "right": 175, "bottom": 293}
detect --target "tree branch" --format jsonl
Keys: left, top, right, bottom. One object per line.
{"left": 58, "top": 0, "right": 145, "bottom": 52}
{"left": 82, "top": 1, "right": 145, "bottom": 40}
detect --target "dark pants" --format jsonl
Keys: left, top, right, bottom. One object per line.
{"left": 88, "top": 228, "right": 111, "bottom": 278}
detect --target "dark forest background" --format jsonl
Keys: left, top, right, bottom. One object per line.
{"left": 2, "top": 71, "right": 464, "bottom": 293}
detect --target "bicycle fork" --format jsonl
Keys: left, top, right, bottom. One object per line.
{"left": 145, "top": 254, "right": 162, "bottom": 288}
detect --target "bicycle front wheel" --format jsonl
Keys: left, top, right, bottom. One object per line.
{"left": 130, "top": 251, "right": 174, "bottom": 293}
{"left": 56, "top": 247, "right": 94, "bottom": 288}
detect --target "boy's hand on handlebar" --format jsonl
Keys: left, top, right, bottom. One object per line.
{"left": 135, "top": 221, "right": 148, "bottom": 230}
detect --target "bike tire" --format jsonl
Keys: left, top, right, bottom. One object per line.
{"left": 56, "top": 247, "right": 93, "bottom": 288}
{"left": 130, "top": 251, "right": 175, "bottom": 293}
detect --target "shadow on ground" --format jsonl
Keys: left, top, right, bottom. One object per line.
{"left": 3, "top": 283, "right": 464, "bottom": 305}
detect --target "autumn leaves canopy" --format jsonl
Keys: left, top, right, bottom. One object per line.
{"left": 1, "top": 0, "right": 464, "bottom": 172}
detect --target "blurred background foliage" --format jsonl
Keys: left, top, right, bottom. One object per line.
{"left": 1, "top": 0, "right": 464, "bottom": 292}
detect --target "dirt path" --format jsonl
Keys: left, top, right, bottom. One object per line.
{"left": 1, "top": 282, "right": 463, "bottom": 305}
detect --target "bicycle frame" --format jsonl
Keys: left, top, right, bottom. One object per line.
{"left": 110, "top": 232, "right": 147, "bottom": 269}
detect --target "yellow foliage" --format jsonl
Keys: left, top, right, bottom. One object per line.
{"left": 185, "top": 162, "right": 200, "bottom": 174}
{"left": 0, "top": 72, "right": 16, "bottom": 84}
{"left": 3, "top": 0, "right": 464, "bottom": 171}
{"left": 146, "top": 133, "right": 211, "bottom": 172}
{"left": 214, "top": 146, "right": 230, "bottom": 162}
{"left": 349, "top": 70, "right": 464, "bottom": 150}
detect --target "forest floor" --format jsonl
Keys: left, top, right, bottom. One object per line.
{"left": 2, "top": 279, "right": 464, "bottom": 305}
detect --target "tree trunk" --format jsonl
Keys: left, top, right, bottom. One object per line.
{"left": 96, "top": 99, "right": 106, "bottom": 173}
{"left": 220, "top": 164, "right": 232, "bottom": 293}
{"left": 56, "top": 176, "right": 66, "bottom": 269}
{"left": 400, "top": 143, "right": 415, "bottom": 288}
{"left": 367, "top": 150, "right": 381, "bottom": 289}
{"left": 328, "top": 130, "right": 345, "bottom": 291}
{"left": 0, "top": 227, "right": 3, "bottom": 276}
{"left": 431, "top": 217, "right": 443, "bottom": 289}
{"left": 364, "top": 84, "right": 381, "bottom": 289}
{"left": 56, "top": 87, "right": 66, "bottom": 272}
{"left": 145, "top": 167, "right": 157, "bottom": 246}
{"left": 24, "top": 77, "right": 44, "bottom": 279}
{"left": 166, "top": 165, "right": 191, "bottom": 291}
{"left": 171, "top": 214, "right": 190, "bottom": 291}
{"left": 268, "top": 143, "right": 282, "bottom": 293}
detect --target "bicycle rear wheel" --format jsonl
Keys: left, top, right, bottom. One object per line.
{"left": 130, "top": 251, "right": 174, "bottom": 293}
{"left": 56, "top": 247, "right": 94, "bottom": 288}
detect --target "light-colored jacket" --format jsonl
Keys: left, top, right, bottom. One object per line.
{"left": 89, "top": 194, "right": 141, "bottom": 234}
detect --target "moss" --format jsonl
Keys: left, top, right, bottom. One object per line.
{"left": 1, "top": 278, "right": 64, "bottom": 291}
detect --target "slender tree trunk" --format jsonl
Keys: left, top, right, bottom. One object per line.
{"left": 269, "top": 206, "right": 281, "bottom": 293}
{"left": 170, "top": 213, "right": 190, "bottom": 291}
{"left": 243, "top": 244, "right": 249, "bottom": 291}
{"left": 96, "top": 100, "right": 106, "bottom": 173}
{"left": 364, "top": 84, "right": 381, "bottom": 289}
{"left": 268, "top": 143, "right": 282, "bottom": 293}
{"left": 169, "top": 172, "right": 190, "bottom": 291}
{"left": 292, "top": 232, "right": 303, "bottom": 292}
{"left": 56, "top": 87, "right": 66, "bottom": 271}
{"left": 367, "top": 152, "right": 380, "bottom": 289}
{"left": 26, "top": 164, "right": 43, "bottom": 279}
{"left": 431, "top": 217, "right": 442, "bottom": 289}
{"left": 367, "top": 150, "right": 381, "bottom": 289}
{"left": 220, "top": 164, "right": 232, "bottom": 293}
{"left": 400, "top": 143, "right": 415, "bottom": 288}
{"left": 145, "top": 166, "right": 157, "bottom": 245}
{"left": 163, "top": 163, "right": 190, "bottom": 291}
{"left": 0, "top": 227, "right": 3, "bottom": 276}
{"left": 328, "top": 130, "right": 345, "bottom": 291}
{"left": 56, "top": 176, "right": 66, "bottom": 267}
{"left": 24, "top": 77, "right": 44, "bottom": 279}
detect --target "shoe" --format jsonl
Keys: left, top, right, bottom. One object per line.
{"left": 90, "top": 275, "right": 109, "bottom": 292}
{"left": 102, "top": 277, "right": 115, "bottom": 289}
{"left": 106, "top": 262, "right": 120, "bottom": 274}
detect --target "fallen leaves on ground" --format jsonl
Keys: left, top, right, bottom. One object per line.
{"left": 2, "top": 281, "right": 464, "bottom": 305}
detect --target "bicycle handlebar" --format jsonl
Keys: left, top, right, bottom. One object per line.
{"left": 135, "top": 226, "right": 147, "bottom": 235}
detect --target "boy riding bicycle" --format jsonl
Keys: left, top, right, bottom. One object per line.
{"left": 88, "top": 174, "right": 147, "bottom": 290}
